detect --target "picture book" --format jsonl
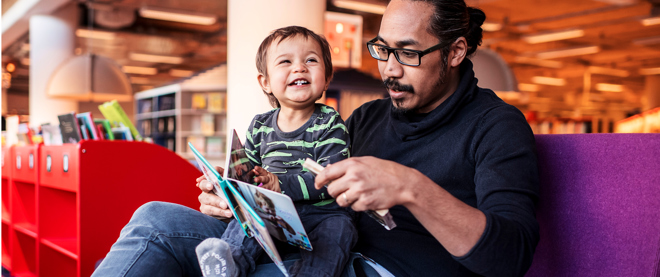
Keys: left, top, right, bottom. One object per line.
{"left": 58, "top": 112, "right": 82, "bottom": 144}
{"left": 303, "top": 158, "right": 397, "bottom": 230}
{"left": 189, "top": 130, "right": 313, "bottom": 277}
{"left": 41, "top": 123, "right": 63, "bottom": 146}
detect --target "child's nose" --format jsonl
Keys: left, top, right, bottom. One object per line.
{"left": 292, "top": 62, "right": 307, "bottom": 73}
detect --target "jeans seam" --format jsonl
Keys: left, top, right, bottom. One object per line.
{"left": 119, "top": 231, "right": 210, "bottom": 276}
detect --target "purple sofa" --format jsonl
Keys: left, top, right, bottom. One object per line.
{"left": 526, "top": 134, "right": 660, "bottom": 277}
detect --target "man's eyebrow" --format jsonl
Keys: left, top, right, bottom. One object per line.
{"left": 375, "top": 35, "right": 419, "bottom": 48}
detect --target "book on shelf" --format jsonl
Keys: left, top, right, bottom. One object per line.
{"left": 187, "top": 136, "right": 206, "bottom": 154}
{"left": 111, "top": 122, "right": 134, "bottom": 141}
{"left": 99, "top": 100, "right": 142, "bottom": 141}
{"left": 189, "top": 130, "right": 312, "bottom": 277}
{"left": 94, "top": 119, "right": 114, "bottom": 140}
{"left": 192, "top": 93, "right": 207, "bottom": 110}
{"left": 167, "top": 117, "right": 175, "bottom": 133}
{"left": 159, "top": 94, "right": 176, "bottom": 110}
{"left": 207, "top": 92, "right": 226, "bottom": 112}
{"left": 206, "top": 137, "right": 224, "bottom": 156}
{"left": 17, "top": 123, "right": 34, "bottom": 145}
{"left": 58, "top": 112, "right": 82, "bottom": 144}
{"left": 79, "top": 118, "right": 90, "bottom": 140}
{"left": 201, "top": 114, "right": 214, "bottom": 135}
{"left": 141, "top": 120, "right": 152, "bottom": 137}
{"left": 41, "top": 123, "right": 63, "bottom": 146}
{"left": 77, "top": 112, "right": 99, "bottom": 140}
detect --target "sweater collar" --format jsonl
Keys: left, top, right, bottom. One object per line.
{"left": 389, "top": 59, "right": 479, "bottom": 141}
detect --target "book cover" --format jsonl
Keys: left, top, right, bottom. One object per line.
{"left": 191, "top": 93, "right": 207, "bottom": 110}
{"left": 17, "top": 123, "right": 34, "bottom": 145}
{"left": 58, "top": 112, "right": 82, "bottom": 144}
{"left": 201, "top": 114, "right": 214, "bottom": 135}
{"left": 207, "top": 92, "right": 225, "bottom": 112}
{"left": 79, "top": 119, "right": 90, "bottom": 140}
{"left": 94, "top": 119, "right": 114, "bottom": 140}
{"left": 77, "top": 112, "right": 99, "bottom": 140}
{"left": 206, "top": 137, "right": 224, "bottom": 156}
{"left": 99, "top": 100, "right": 142, "bottom": 141}
{"left": 41, "top": 124, "right": 63, "bottom": 146}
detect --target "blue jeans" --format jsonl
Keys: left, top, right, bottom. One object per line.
{"left": 223, "top": 202, "right": 357, "bottom": 277}
{"left": 92, "top": 202, "right": 382, "bottom": 277}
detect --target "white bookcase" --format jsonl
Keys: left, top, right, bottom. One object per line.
{"left": 134, "top": 83, "right": 227, "bottom": 164}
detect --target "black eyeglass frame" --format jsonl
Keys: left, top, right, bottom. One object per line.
{"left": 366, "top": 37, "right": 450, "bottom": 66}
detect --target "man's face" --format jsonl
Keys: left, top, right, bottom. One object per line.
{"left": 377, "top": 0, "right": 450, "bottom": 114}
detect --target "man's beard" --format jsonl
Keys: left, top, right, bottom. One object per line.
{"left": 383, "top": 64, "right": 447, "bottom": 115}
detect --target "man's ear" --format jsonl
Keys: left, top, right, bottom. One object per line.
{"left": 449, "top": 37, "right": 468, "bottom": 68}
{"left": 257, "top": 73, "right": 271, "bottom": 94}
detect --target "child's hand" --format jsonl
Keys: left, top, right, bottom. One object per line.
{"left": 252, "top": 166, "right": 280, "bottom": 193}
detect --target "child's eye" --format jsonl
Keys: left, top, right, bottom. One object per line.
{"left": 279, "top": 60, "right": 290, "bottom": 64}
{"left": 307, "top": 58, "right": 318, "bottom": 63}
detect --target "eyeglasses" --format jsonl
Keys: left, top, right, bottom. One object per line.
{"left": 366, "top": 37, "right": 448, "bottom": 66}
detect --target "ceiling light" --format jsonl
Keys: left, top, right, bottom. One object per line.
{"left": 595, "top": 83, "right": 624, "bottom": 92}
{"left": 123, "top": 66, "right": 158, "bottom": 75}
{"left": 76, "top": 29, "right": 116, "bottom": 40}
{"left": 639, "top": 67, "right": 660, "bottom": 75}
{"left": 333, "top": 0, "right": 386, "bottom": 14}
{"left": 129, "top": 53, "right": 183, "bottom": 64}
{"left": 535, "top": 46, "right": 600, "bottom": 59}
{"left": 139, "top": 7, "right": 217, "bottom": 25}
{"left": 482, "top": 22, "right": 502, "bottom": 32}
{"left": 6, "top": 63, "right": 15, "bottom": 73}
{"left": 522, "top": 29, "right": 584, "bottom": 44}
{"left": 518, "top": 83, "right": 540, "bottom": 92}
{"left": 633, "top": 36, "right": 660, "bottom": 46}
{"left": 588, "top": 66, "right": 629, "bottom": 77}
{"left": 169, "top": 69, "right": 194, "bottom": 78}
{"left": 532, "top": 76, "right": 566, "bottom": 86}
{"left": 514, "top": 56, "right": 563, "bottom": 68}
{"left": 641, "top": 17, "right": 660, "bottom": 26}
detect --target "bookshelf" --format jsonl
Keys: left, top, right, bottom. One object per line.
{"left": 134, "top": 83, "right": 227, "bottom": 164}
{"left": 1, "top": 141, "right": 202, "bottom": 276}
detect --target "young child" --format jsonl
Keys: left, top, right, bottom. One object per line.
{"left": 195, "top": 26, "right": 356, "bottom": 277}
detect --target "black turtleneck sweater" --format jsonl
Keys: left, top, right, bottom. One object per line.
{"left": 347, "top": 60, "right": 539, "bottom": 277}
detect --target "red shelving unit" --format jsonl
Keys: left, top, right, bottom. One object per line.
{"left": 2, "top": 146, "right": 12, "bottom": 271}
{"left": 2, "top": 141, "right": 202, "bottom": 276}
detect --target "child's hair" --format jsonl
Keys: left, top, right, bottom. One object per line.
{"left": 255, "top": 26, "right": 333, "bottom": 108}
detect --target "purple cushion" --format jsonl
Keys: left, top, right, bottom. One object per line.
{"left": 526, "top": 134, "right": 660, "bottom": 277}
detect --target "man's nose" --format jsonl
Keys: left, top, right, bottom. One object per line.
{"left": 383, "top": 52, "right": 403, "bottom": 78}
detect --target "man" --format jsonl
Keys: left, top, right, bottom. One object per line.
{"left": 94, "top": 0, "right": 538, "bottom": 276}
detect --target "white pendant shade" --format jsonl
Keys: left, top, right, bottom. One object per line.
{"left": 47, "top": 53, "right": 133, "bottom": 102}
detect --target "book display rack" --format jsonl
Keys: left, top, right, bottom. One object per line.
{"left": 134, "top": 83, "right": 227, "bottom": 164}
{"left": 1, "top": 141, "right": 201, "bottom": 276}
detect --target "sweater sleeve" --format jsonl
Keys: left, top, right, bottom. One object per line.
{"left": 453, "top": 105, "right": 540, "bottom": 277}
{"left": 277, "top": 111, "right": 351, "bottom": 202}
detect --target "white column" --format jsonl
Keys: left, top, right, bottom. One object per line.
{"left": 643, "top": 75, "right": 660, "bottom": 111}
{"left": 226, "top": 0, "right": 326, "bottom": 138}
{"left": 29, "top": 4, "right": 78, "bottom": 127}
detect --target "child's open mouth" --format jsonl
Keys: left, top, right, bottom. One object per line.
{"left": 289, "top": 79, "right": 310, "bottom": 86}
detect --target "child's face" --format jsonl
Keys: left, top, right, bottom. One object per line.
{"left": 258, "top": 35, "right": 327, "bottom": 109}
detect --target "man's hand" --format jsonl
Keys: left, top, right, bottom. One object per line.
{"left": 252, "top": 166, "right": 281, "bottom": 193}
{"left": 314, "top": 156, "right": 420, "bottom": 211}
{"left": 196, "top": 166, "right": 233, "bottom": 219}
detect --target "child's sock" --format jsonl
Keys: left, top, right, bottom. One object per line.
{"left": 196, "top": 238, "right": 238, "bottom": 277}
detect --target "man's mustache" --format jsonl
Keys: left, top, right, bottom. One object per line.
{"left": 383, "top": 78, "right": 414, "bottom": 93}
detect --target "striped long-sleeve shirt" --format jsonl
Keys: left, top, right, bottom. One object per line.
{"left": 244, "top": 104, "right": 350, "bottom": 203}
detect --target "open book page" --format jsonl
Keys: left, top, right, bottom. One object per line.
{"left": 221, "top": 179, "right": 288, "bottom": 277}
{"left": 236, "top": 181, "right": 312, "bottom": 251}
{"left": 224, "top": 129, "right": 256, "bottom": 184}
